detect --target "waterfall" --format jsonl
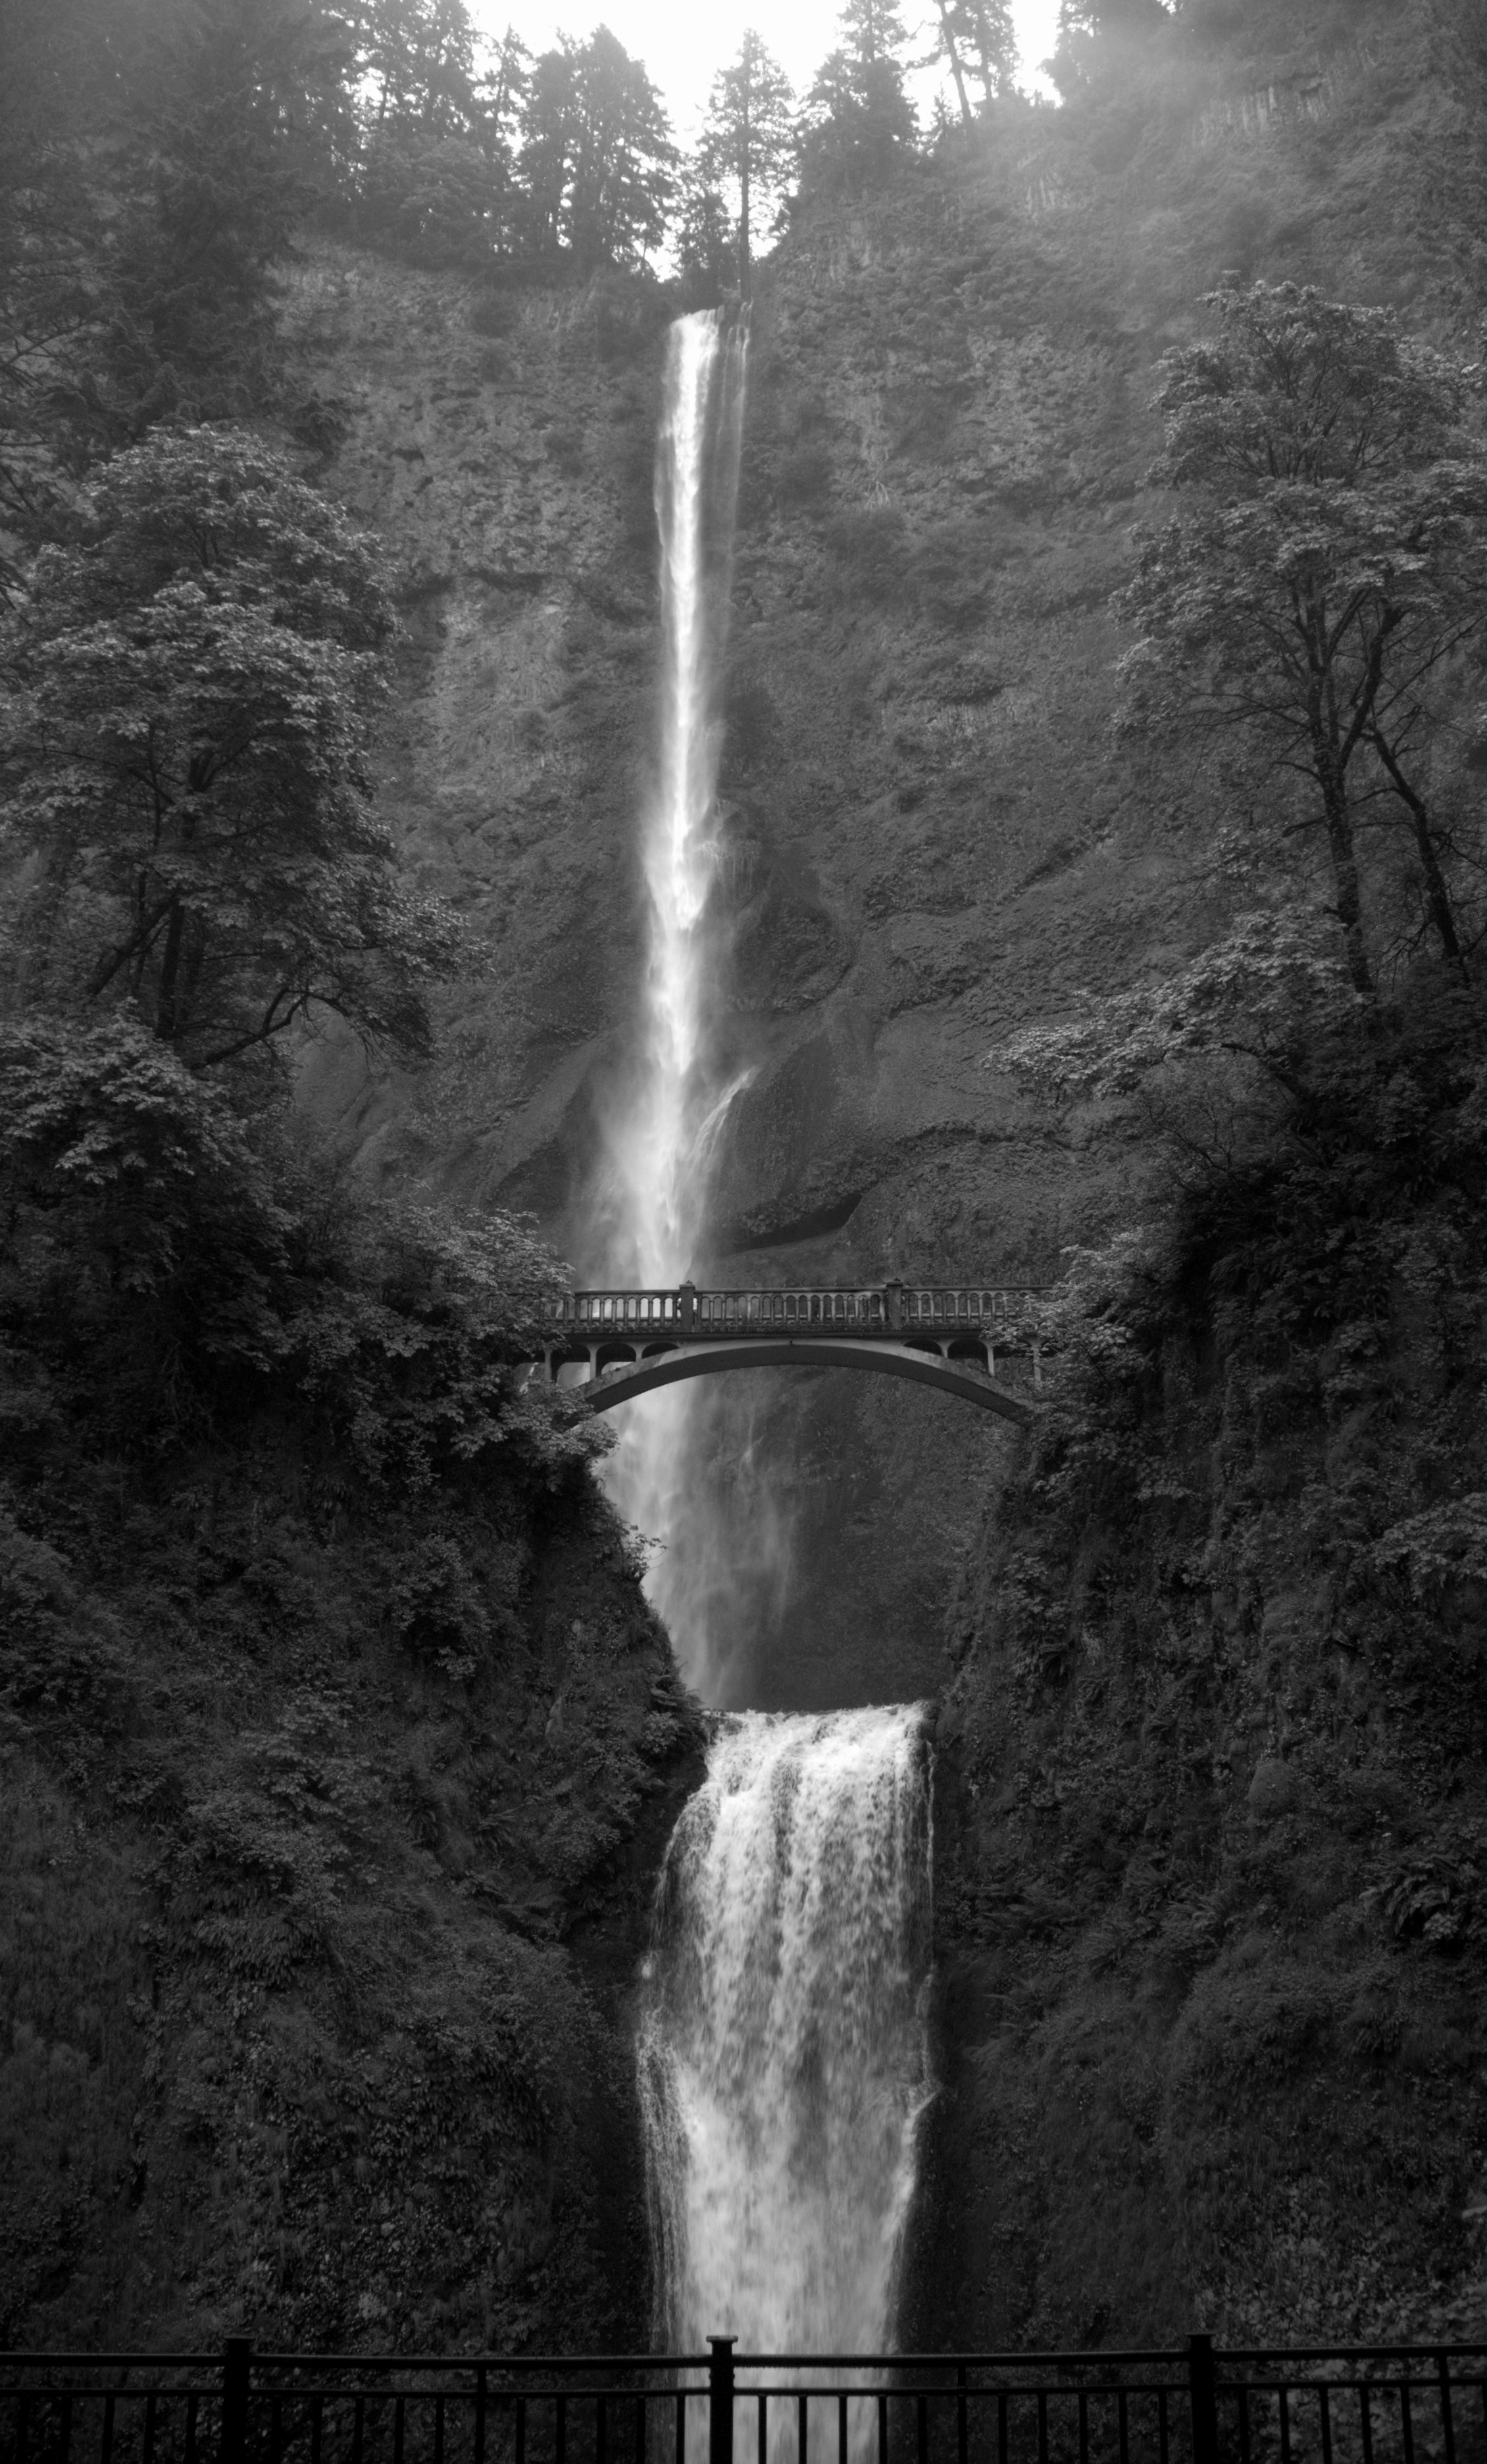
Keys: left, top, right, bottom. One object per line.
{"left": 614, "top": 323, "right": 934, "bottom": 2378}
{"left": 601, "top": 307, "right": 751, "bottom": 1696}
{"left": 639, "top": 1708, "right": 934, "bottom": 2383}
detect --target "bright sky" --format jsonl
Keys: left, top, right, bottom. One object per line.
{"left": 469, "top": 0, "right": 1062, "bottom": 147}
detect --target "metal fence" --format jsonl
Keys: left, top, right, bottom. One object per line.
{"left": 3, "top": 2342, "right": 1484, "bottom": 2464}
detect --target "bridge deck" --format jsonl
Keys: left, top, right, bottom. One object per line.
{"left": 530, "top": 1282, "right": 1048, "bottom": 1423}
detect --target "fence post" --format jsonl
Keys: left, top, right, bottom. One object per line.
{"left": 709, "top": 2338, "right": 736, "bottom": 2464}
{"left": 1438, "top": 2350, "right": 1457, "bottom": 2464}
{"left": 220, "top": 2338, "right": 252, "bottom": 2464}
{"left": 680, "top": 1283, "right": 696, "bottom": 1335}
{"left": 886, "top": 1280, "right": 903, "bottom": 1331}
{"left": 1188, "top": 2336, "right": 1219, "bottom": 2464}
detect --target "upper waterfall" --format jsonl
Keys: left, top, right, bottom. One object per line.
{"left": 600, "top": 308, "right": 750, "bottom": 1698}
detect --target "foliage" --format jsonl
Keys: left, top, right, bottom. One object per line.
{"left": 673, "top": 174, "right": 739, "bottom": 306}
{"left": 800, "top": 0, "right": 917, "bottom": 195}
{"left": 518, "top": 28, "right": 676, "bottom": 272}
{"left": 106, "top": 0, "right": 356, "bottom": 422}
{"left": 920, "top": 0, "right": 1015, "bottom": 128}
{"left": 998, "top": 910, "right": 1362, "bottom": 1100}
{"left": 1117, "top": 282, "right": 1487, "bottom": 994}
{"left": 388, "top": 1533, "right": 493, "bottom": 1679}
{"left": 694, "top": 30, "right": 795, "bottom": 295}
{"left": 1, "top": 426, "right": 458, "bottom": 1073}
{"left": 0, "top": 1010, "right": 597, "bottom": 1492}
{"left": 1047, "top": 0, "right": 1173, "bottom": 98}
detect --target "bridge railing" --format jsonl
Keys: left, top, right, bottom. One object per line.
{"left": 5, "top": 2338, "right": 1484, "bottom": 2464}
{"left": 551, "top": 1285, "right": 1047, "bottom": 1340}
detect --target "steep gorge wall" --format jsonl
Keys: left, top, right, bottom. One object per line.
{"left": 286, "top": 0, "right": 1487, "bottom": 1713}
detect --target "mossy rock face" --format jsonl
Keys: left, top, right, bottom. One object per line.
{"left": 0, "top": 1423, "right": 703, "bottom": 2351}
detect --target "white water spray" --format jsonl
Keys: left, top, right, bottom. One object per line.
{"left": 640, "top": 1708, "right": 934, "bottom": 2379}
{"left": 601, "top": 310, "right": 749, "bottom": 1684}
{"left": 615, "top": 327, "right": 934, "bottom": 2370}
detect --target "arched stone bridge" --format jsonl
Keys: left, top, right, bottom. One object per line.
{"left": 526, "top": 1281, "right": 1046, "bottom": 1425}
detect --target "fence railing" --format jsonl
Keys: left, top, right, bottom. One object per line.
{"left": 4, "top": 2340, "right": 1485, "bottom": 2464}
{"left": 551, "top": 1285, "right": 1046, "bottom": 1340}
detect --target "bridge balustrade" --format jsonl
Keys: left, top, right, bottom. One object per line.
{"left": 551, "top": 1285, "right": 1043, "bottom": 1338}
{"left": 557, "top": 1291, "right": 680, "bottom": 1330}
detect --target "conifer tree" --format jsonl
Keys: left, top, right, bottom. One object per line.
{"left": 108, "top": 0, "right": 354, "bottom": 421}
{"left": 696, "top": 30, "right": 794, "bottom": 296}
{"left": 802, "top": 0, "right": 915, "bottom": 191}
{"left": 923, "top": 0, "right": 1015, "bottom": 126}
{"left": 517, "top": 26, "right": 674, "bottom": 271}
{"left": 1047, "top": 0, "right": 1171, "bottom": 97}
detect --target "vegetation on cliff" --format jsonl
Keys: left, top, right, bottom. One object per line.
{"left": 0, "top": 16, "right": 706, "bottom": 2353}
{"left": 915, "top": 275, "right": 1487, "bottom": 2346}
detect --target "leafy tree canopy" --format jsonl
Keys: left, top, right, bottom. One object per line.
{"left": 0, "top": 1013, "right": 591, "bottom": 1485}
{"left": 1, "top": 427, "right": 458, "bottom": 1075}
{"left": 1117, "top": 282, "right": 1487, "bottom": 995}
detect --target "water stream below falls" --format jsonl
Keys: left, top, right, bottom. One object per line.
{"left": 607, "top": 313, "right": 935, "bottom": 2363}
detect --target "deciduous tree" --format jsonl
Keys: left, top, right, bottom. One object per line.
{"left": 1, "top": 428, "right": 457, "bottom": 1073}
{"left": 1117, "top": 282, "right": 1487, "bottom": 995}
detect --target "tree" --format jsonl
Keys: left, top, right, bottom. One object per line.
{"left": 517, "top": 26, "right": 674, "bottom": 271}
{"left": 696, "top": 30, "right": 794, "bottom": 297}
{"left": 922, "top": 0, "right": 1015, "bottom": 129}
{"left": 673, "top": 169, "right": 738, "bottom": 305}
{"left": 1047, "top": 0, "right": 1171, "bottom": 97}
{"left": 1116, "top": 282, "right": 1487, "bottom": 996}
{"left": 801, "top": 0, "right": 915, "bottom": 192}
{"left": 107, "top": 0, "right": 355, "bottom": 421}
{"left": 0, "top": 428, "right": 457, "bottom": 1073}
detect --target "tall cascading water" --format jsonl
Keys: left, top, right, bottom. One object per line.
{"left": 599, "top": 308, "right": 752, "bottom": 1692}
{"left": 639, "top": 1708, "right": 934, "bottom": 2401}
{"left": 614, "top": 320, "right": 934, "bottom": 2381}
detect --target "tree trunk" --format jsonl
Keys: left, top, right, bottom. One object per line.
{"left": 936, "top": 0, "right": 974, "bottom": 128}
{"left": 154, "top": 896, "right": 185, "bottom": 1041}
{"left": 1313, "top": 740, "right": 1373, "bottom": 996}
{"left": 1367, "top": 729, "right": 1467, "bottom": 976}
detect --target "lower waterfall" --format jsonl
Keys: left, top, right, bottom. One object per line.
{"left": 639, "top": 1706, "right": 933, "bottom": 2385}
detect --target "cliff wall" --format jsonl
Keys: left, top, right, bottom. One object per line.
{"left": 282, "top": 0, "right": 1487, "bottom": 1712}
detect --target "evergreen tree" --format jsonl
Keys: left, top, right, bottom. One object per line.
{"left": 674, "top": 168, "right": 738, "bottom": 304}
{"left": 696, "top": 30, "right": 794, "bottom": 297}
{"left": 107, "top": 0, "right": 355, "bottom": 422}
{"left": 802, "top": 0, "right": 915, "bottom": 192}
{"left": 359, "top": 0, "right": 476, "bottom": 131}
{"left": 1047, "top": 0, "right": 1171, "bottom": 97}
{"left": 922, "top": 0, "right": 1015, "bottom": 126}
{"left": 517, "top": 27, "right": 674, "bottom": 272}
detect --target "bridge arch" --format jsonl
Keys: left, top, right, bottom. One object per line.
{"left": 595, "top": 1341, "right": 639, "bottom": 1373}
{"left": 555, "top": 1337, "right": 1036, "bottom": 1426}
